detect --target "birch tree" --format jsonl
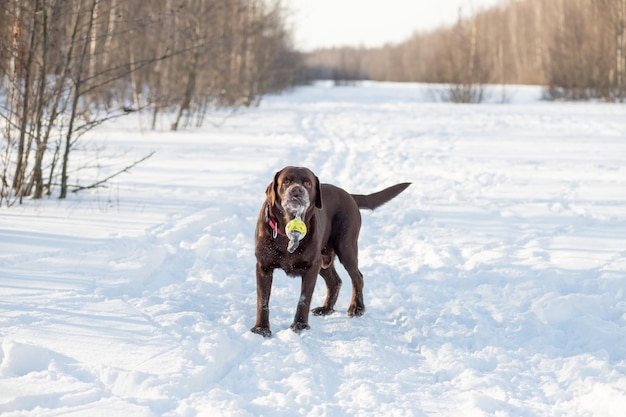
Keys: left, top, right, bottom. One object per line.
{"left": 0, "top": 0, "right": 301, "bottom": 205}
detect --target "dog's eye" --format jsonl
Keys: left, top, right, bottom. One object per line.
{"left": 283, "top": 179, "right": 291, "bottom": 186}
{"left": 303, "top": 180, "right": 312, "bottom": 188}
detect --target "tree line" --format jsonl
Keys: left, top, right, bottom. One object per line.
{"left": 305, "top": 0, "right": 626, "bottom": 102}
{"left": 0, "top": 0, "right": 301, "bottom": 206}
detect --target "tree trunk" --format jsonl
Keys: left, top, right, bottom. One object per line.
{"left": 617, "top": 0, "right": 626, "bottom": 101}
{"left": 12, "top": 3, "right": 37, "bottom": 198}
{"left": 61, "top": 0, "right": 98, "bottom": 199}
{"left": 171, "top": 51, "right": 199, "bottom": 131}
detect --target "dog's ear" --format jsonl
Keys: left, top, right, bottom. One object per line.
{"left": 314, "top": 175, "right": 322, "bottom": 209}
{"left": 266, "top": 170, "right": 282, "bottom": 206}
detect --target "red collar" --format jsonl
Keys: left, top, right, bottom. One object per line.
{"left": 265, "top": 204, "right": 285, "bottom": 238}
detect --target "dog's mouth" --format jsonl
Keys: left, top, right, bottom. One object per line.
{"left": 282, "top": 186, "right": 310, "bottom": 217}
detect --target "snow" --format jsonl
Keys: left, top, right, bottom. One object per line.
{"left": 1, "top": 81, "right": 626, "bottom": 416}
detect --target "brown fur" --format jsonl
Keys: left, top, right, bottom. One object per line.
{"left": 251, "top": 166, "right": 410, "bottom": 337}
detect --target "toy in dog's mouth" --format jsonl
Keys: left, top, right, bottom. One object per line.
{"left": 285, "top": 196, "right": 308, "bottom": 253}
{"left": 280, "top": 186, "right": 310, "bottom": 253}
{"left": 286, "top": 217, "right": 307, "bottom": 253}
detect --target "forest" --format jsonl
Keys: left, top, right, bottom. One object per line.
{"left": 0, "top": 0, "right": 300, "bottom": 205}
{"left": 2, "top": 0, "right": 625, "bottom": 206}
{"left": 305, "top": 0, "right": 626, "bottom": 102}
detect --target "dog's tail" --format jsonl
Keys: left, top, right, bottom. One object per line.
{"left": 351, "top": 182, "right": 411, "bottom": 210}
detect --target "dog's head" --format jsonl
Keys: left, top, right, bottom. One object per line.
{"left": 266, "top": 166, "right": 322, "bottom": 219}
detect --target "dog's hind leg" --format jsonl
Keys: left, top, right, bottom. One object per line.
{"left": 337, "top": 247, "right": 365, "bottom": 317}
{"left": 312, "top": 263, "right": 342, "bottom": 316}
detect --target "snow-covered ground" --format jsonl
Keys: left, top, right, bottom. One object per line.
{"left": 1, "top": 82, "right": 626, "bottom": 416}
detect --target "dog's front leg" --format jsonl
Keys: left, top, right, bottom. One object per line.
{"left": 251, "top": 263, "right": 274, "bottom": 337}
{"left": 290, "top": 267, "right": 318, "bottom": 333}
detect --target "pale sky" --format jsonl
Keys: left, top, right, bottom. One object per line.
{"left": 284, "top": 0, "right": 503, "bottom": 51}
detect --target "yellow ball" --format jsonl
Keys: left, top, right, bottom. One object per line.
{"left": 285, "top": 218, "right": 307, "bottom": 238}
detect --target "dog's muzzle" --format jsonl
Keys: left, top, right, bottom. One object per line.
{"left": 282, "top": 185, "right": 310, "bottom": 216}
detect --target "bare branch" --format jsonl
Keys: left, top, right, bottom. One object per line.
{"left": 70, "top": 151, "right": 155, "bottom": 193}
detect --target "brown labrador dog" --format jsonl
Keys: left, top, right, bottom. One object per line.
{"left": 251, "top": 166, "right": 410, "bottom": 337}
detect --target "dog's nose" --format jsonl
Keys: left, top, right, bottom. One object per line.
{"left": 289, "top": 186, "right": 306, "bottom": 204}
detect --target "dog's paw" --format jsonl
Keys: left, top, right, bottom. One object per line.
{"left": 311, "top": 306, "right": 334, "bottom": 316}
{"left": 251, "top": 326, "right": 272, "bottom": 338}
{"left": 347, "top": 305, "right": 365, "bottom": 317}
{"left": 290, "top": 322, "right": 311, "bottom": 333}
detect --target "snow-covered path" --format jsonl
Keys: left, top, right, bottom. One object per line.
{"left": 1, "top": 83, "right": 626, "bottom": 416}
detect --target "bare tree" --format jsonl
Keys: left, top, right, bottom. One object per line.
{"left": 0, "top": 0, "right": 301, "bottom": 206}
{"left": 302, "top": 0, "right": 626, "bottom": 102}
{"left": 611, "top": 0, "right": 626, "bottom": 100}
